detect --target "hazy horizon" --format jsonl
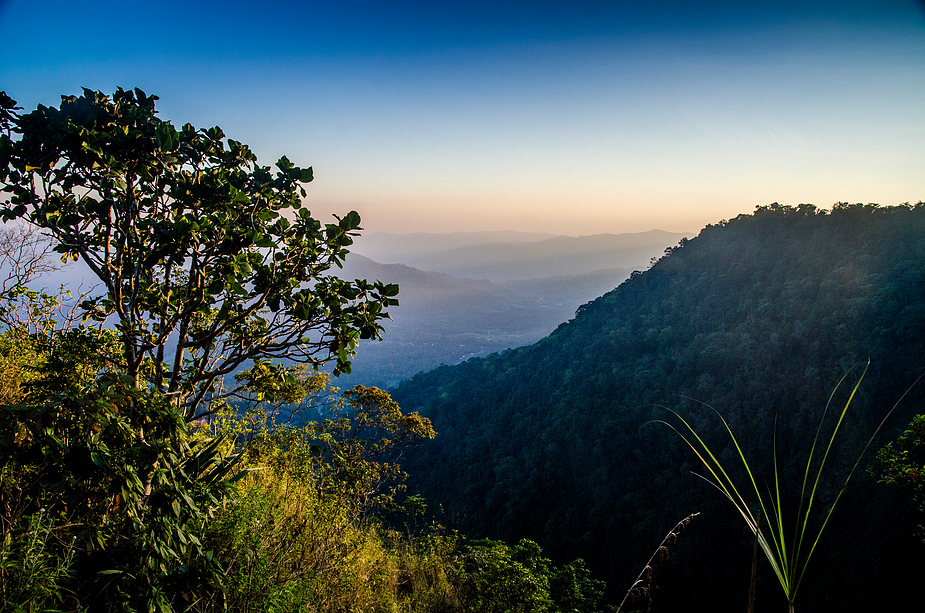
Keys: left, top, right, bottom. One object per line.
{"left": 2, "top": 1, "right": 923, "bottom": 236}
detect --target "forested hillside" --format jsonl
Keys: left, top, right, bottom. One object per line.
{"left": 391, "top": 203, "right": 925, "bottom": 613}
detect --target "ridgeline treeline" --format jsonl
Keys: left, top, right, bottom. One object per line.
{"left": 391, "top": 202, "right": 925, "bottom": 613}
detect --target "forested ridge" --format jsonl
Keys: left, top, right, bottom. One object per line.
{"left": 392, "top": 202, "right": 925, "bottom": 612}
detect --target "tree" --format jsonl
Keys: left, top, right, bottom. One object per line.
{"left": 305, "top": 384, "right": 437, "bottom": 512}
{"left": 0, "top": 88, "right": 398, "bottom": 419}
{"left": 0, "top": 87, "right": 399, "bottom": 610}
{"left": 223, "top": 367, "right": 437, "bottom": 515}
{"left": 873, "top": 413, "right": 925, "bottom": 541}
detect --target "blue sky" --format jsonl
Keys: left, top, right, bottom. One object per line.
{"left": 1, "top": 1, "right": 923, "bottom": 235}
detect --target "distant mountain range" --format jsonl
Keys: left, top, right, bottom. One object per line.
{"left": 335, "top": 230, "right": 693, "bottom": 387}
{"left": 350, "top": 230, "right": 558, "bottom": 264}
{"left": 353, "top": 229, "right": 692, "bottom": 282}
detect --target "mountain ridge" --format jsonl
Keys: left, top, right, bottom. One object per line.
{"left": 354, "top": 229, "right": 693, "bottom": 282}
{"left": 390, "top": 203, "right": 925, "bottom": 613}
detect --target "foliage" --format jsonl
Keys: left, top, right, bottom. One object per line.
{"left": 0, "top": 508, "right": 77, "bottom": 611}
{"left": 198, "top": 393, "right": 604, "bottom": 613}
{"left": 456, "top": 539, "right": 556, "bottom": 613}
{"left": 0, "top": 369, "right": 236, "bottom": 610}
{"left": 873, "top": 413, "right": 925, "bottom": 543}
{"left": 549, "top": 558, "right": 607, "bottom": 613}
{"left": 0, "top": 305, "right": 444, "bottom": 611}
{"left": 0, "top": 88, "right": 398, "bottom": 419}
{"left": 0, "top": 255, "right": 605, "bottom": 611}
{"left": 197, "top": 403, "right": 447, "bottom": 612}
{"left": 455, "top": 538, "right": 605, "bottom": 613}
{"left": 0, "top": 87, "right": 405, "bottom": 611}
{"left": 307, "top": 384, "right": 438, "bottom": 512}
{"left": 192, "top": 385, "right": 607, "bottom": 613}
{"left": 875, "top": 414, "right": 925, "bottom": 493}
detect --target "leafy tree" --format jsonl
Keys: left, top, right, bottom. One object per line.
{"left": 307, "top": 385, "right": 437, "bottom": 509}
{"left": 549, "top": 558, "right": 606, "bottom": 613}
{"left": 455, "top": 538, "right": 605, "bottom": 613}
{"left": 873, "top": 414, "right": 925, "bottom": 541}
{"left": 225, "top": 369, "right": 436, "bottom": 515}
{"left": 457, "top": 539, "right": 556, "bottom": 613}
{"left": 0, "top": 87, "right": 399, "bottom": 611}
{"left": 0, "top": 88, "right": 398, "bottom": 419}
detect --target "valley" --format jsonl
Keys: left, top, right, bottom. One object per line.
{"left": 335, "top": 229, "right": 692, "bottom": 387}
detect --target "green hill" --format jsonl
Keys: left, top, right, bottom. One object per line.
{"left": 390, "top": 203, "right": 925, "bottom": 613}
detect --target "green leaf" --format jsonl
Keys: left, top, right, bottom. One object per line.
{"left": 340, "top": 210, "right": 361, "bottom": 230}
{"left": 90, "top": 452, "right": 109, "bottom": 469}
{"left": 155, "top": 122, "right": 177, "bottom": 152}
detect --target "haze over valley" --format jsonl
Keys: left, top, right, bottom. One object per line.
{"left": 337, "top": 229, "right": 692, "bottom": 387}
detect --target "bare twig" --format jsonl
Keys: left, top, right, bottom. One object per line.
{"left": 0, "top": 224, "right": 58, "bottom": 297}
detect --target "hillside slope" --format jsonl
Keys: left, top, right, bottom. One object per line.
{"left": 391, "top": 203, "right": 925, "bottom": 613}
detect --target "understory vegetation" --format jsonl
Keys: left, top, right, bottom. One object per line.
{"left": 0, "top": 323, "right": 607, "bottom": 611}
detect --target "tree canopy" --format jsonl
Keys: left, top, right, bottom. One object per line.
{"left": 0, "top": 87, "right": 398, "bottom": 418}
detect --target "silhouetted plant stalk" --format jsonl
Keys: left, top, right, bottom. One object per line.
{"left": 748, "top": 510, "right": 761, "bottom": 613}
{"left": 616, "top": 511, "right": 700, "bottom": 613}
{"left": 662, "top": 362, "right": 911, "bottom": 613}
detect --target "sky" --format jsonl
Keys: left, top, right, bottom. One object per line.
{"left": 1, "top": 0, "right": 923, "bottom": 236}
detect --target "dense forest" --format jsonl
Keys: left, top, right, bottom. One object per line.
{"left": 391, "top": 202, "right": 925, "bottom": 612}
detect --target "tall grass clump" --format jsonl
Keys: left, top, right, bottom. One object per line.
{"left": 0, "top": 508, "right": 77, "bottom": 610}
{"left": 662, "top": 363, "right": 902, "bottom": 613}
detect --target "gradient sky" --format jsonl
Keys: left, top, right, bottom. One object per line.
{"left": 1, "top": 1, "right": 923, "bottom": 235}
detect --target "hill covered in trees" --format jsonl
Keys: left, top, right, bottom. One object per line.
{"left": 391, "top": 203, "right": 925, "bottom": 613}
